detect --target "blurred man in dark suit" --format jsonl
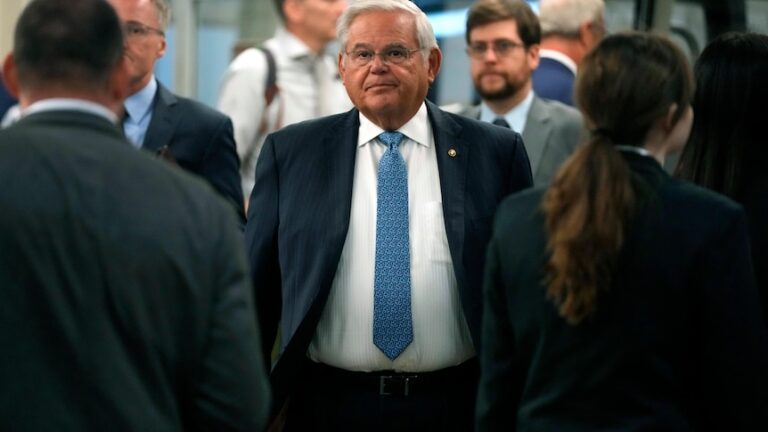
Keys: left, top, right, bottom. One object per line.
{"left": 109, "top": 0, "right": 245, "bottom": 223}
{"left": 531, "top": 0, "right": 605, "bottom": 106}
{"left": 0, "top": 0, "right": 270, "bottom": 430}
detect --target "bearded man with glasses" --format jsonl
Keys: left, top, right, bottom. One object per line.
{"left": 458, "top": 0, "right": 584, "bottom": 186}
{"left": 244, "top": 0, "right": 533, "bottom": 430}
{"left": 109, "top": 0, "right": 245, "bottom": 225}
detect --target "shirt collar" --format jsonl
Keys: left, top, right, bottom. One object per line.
{"left": 124, "top": 77, "right": 157, "bottom": 122}
{"left": 358, "top": 102, "right": 430, "bottom": 148}
{"left": 479, "top": 89, "right": 534, "bottom": 134}
{"left": 23, "top": 98, "right": 118, "bottom": 123}
{"left": 540, "top": 49, "right": 577, "bottom": 75}
{"left": 275, "top": 26, "right": 319, "bottom": 60}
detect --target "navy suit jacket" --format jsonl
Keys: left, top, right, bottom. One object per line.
{"left": 145, "top": 82, "right": 245, "bottom": 223}
{"left": 478, "top": 152, "right": 768, "bottom": 431}
{"left": 245, "top": 101, "right": 533, "bottom": 412}
{"left": 531, "top": 57, "right": 576, "bottom": 107}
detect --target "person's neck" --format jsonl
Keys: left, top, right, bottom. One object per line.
{"left": 364, "top": 107, "right": 419, "bottom": 132}
{"left": 128, "top": 75, "right": 153, "bottom": 97}
{"left": 540, "top": 37, "right": 583, "bottom": 65}
{"left": 19, "top": 87, "right": 120, "bottom": 114}
{"left": 287, "top": 26, "right": 326, "bottom": 55}
{"left": 640, "top": 131, "right": 670, "bottom": 166}
{"left": 483, "top": 84, "right": 531, "bottom": 116}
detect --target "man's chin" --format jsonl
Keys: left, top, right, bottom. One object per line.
{"left": 478, "top": 89, "right": 515, "bottom": 101}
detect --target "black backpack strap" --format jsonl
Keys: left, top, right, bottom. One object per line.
{"left": 257, "top": 46, "right": 277, "bottom": 92}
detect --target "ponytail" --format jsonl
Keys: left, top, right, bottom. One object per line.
{"left": 540, "top": 132, "right": 635, "bottom": 324}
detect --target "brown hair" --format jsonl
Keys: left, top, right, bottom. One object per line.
{"left": 465, "top": 0, "right": 540, "bottom": 47}
{"left": 541, "top": 32, "right": 693, "bottom": 324}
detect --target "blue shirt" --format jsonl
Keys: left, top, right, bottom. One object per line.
{"left": 123, "top": 77, "right": 157, "bottom": 148}
{"left": 479, "top": 90, "right": 534, "bottom": 134}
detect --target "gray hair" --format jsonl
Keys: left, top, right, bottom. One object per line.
{"left": 539, "top": 0, "right": 604, "bottom": 38}
{"left": 151, "top": 0, "right": 171, "bottom": 30}
{"left": 336, "top": 0, "right": 438, "bottom": 52}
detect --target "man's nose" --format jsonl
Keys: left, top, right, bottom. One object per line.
{"left": 370, "top": 54, "right": 388, "bottom": 73}
{"left": 483, "top": 47, "right": 499, "bottom": 62}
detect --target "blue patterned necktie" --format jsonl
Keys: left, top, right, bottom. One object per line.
{"left": 373, "top": 131, "right": 413, "bottom": 360}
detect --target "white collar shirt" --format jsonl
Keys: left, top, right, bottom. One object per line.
{"left": 24, "top": 98, "right": 118, "bottom": 123}
{"left": 308, "top": 103, "right": 475, "bottom": 372}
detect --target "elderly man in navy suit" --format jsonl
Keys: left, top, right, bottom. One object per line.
{"left": 109, "top": 0, "right": 244, "bottom": 222}
{"left": 245, "top": 0, "right": 533, "bottom": 430}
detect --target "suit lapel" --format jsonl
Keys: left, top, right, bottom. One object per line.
{"left": 143, "top": 81, "right": 180, "bottom": 152}
{"left": 327, "top": 109, "right": 360, "bottom": 267}
{"left": 426, "top": 101, "right": 468, "bottom": 288}
{"left": 521, "top": 96, "right": 552, "bottom": 177}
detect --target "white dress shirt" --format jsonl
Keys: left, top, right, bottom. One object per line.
{"left": 217, "top": 27, "right": 352, "bottom": 198}
{"left": 23, "top": 98, "right": 117, "bottom": 123}
{"left": 308, "top": 103, "right": 476, "bottom": 372}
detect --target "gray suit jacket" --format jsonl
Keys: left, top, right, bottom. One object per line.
{"left": 0, "top": 110, "right": 270, "bottom": 430}
{"left": 460, "top": 95, "right": 584, "bottom": 186}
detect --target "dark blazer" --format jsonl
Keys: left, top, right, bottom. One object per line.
{"left": 0, "top": 109, "right": 270, "bottom": 431}
{"left": 245, "top": 101, "right": 533, "bottom": 412}
{"left": 742, "top": 185, "right": 768, "bottom": 326}
{"left": 531, "top": 57, "right": 576, "bottom": 106}
{"left": 477, "top": 152, "right": 768, "bottom": 431}
{"left": 145, "top": 82, "right": 245, "bottom": 223}
{"left": 459, "top": 95, "right": 584, "bottom": 186}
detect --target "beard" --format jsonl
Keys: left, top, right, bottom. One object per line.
{"left": 474, "top": 73, "right": 524, "bottom": 101}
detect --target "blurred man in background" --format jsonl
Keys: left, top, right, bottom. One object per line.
{"left": 218, "top": 0, "right": 352, "bottom": 203}
{"left": 110, "top": 0, "right": 245, "bottom": 223}
{"left": 461, "top": 0, "right": 583, "bottom": 185}
{"left": 532, "top": 0, "right": 605, "bottom": 106}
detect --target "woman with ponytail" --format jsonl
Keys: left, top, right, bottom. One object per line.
{"left": 477, "top": 32, "right": 768, "bottom": 431}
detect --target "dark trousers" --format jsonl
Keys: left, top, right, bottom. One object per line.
{"left": 284, "top": 358, "right": 479, "bottom": 432}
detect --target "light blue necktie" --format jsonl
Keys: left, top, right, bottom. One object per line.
{"left": 373, "top": 131, "right": 413, "bottom": 360}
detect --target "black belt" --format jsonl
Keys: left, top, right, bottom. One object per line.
{"left": 302, "top": 358, "right": 478, "bottom": 397}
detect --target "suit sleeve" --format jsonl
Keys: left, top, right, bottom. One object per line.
{"left": 693, "top": 208, "right": 768, "bottom": 429}
{"left": 244, "top": 134, "right": 282, "bottom": 366}
{"left": 199, "top": 116, "right": 246, "bottom": 226}
{"left": 191, "top": 202, "right": 271, "bottom": 431}
{"left": 476, "top": 234, "right": 520, "bottom": 431}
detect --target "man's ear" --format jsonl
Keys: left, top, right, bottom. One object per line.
{"left": 338, "top": 51, "right": 347, "bottom": 83}
{"left": 663, "top": 103, "right": 680, "bottom": 132}
{"left": 577, "top": 21, "right": 592, "bottom": 48}
{"left": 427, "top": 47, "right": 442, "bottom": 84}
{"left": 2, "top": 54, "right": 21, "bottom": 99}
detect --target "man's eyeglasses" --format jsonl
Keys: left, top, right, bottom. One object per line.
{"left": 466, "top": 40, "right": 526, "bottom": 59}
{"left": 123, "top": 21, "right": 165, "bottom": 38}
{"left": 344, "top": 46, "right": 422, "bottom": 67}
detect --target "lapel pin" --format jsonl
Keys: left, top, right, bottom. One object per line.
{"left": 448, "top": 148, "right": 457, "bottom": 158}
